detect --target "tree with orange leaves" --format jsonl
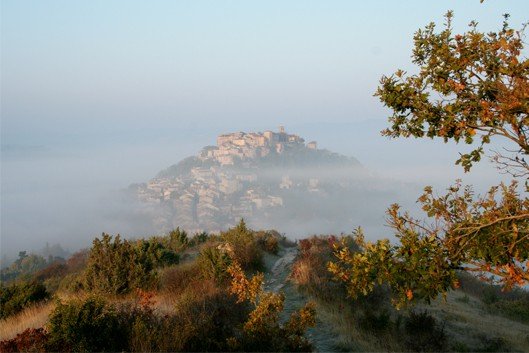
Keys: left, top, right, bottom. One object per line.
{"left": 329, "top": 11, "right": 529, "bottom": 309}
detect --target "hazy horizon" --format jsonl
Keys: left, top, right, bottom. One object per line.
{"left": 1, "top": 121, "right": 510, "bottom": 260}
{"left": 2, "top": 1, "right": 527, "bottom": 260}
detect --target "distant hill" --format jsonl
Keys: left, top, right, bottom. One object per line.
{"left": 131, "top": 127, "right": 389, "bottom": 235}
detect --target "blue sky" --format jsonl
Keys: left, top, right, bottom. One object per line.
{"left": 3, "top": 0, "right": 528, "bottom": 141}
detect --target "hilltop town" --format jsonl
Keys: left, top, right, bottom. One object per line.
{"left": 201, "top": 126, "right": 315, "bottom": 166}
{"left": 132, "top": 127, "right": 361, "bottom": 234}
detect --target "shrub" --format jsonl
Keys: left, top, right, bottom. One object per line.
{"left": 120, "top": 291, "right": 182, "bottom": 352}
{"left": 189, "top": 231, "right": 209, "bottom": 246}
{"left": 33, "top": 261, "right": 68, "bottom": 293}
{"left": 58, "top": 273, "right": 85, "bottom": 293}
{"left": 488, "top": 299, "right": 529, "bottom": 324}
{"left": 134, "top": 238, "right": 180, "bottom": 268}
{"left": 221, "top": 219, "right": 263, "bottom": 271}
{"left": 170, "top": 280, "right": 249, "bottom": 352}
{"left": 166, "top": 228, "right": 188, "bottom": 252}
{"left": 255, "top": 231, "right": 279, "bottom": 255}
{"left": 291, "top": 235, "right": 348, "bottom": 302}
{"left": 0, "top": 252, "right": 48, "bottom": 282}
{"left": 458, "top": 271, "right": 529, "bottom": 323}
{"left": 359, "top": 309, "right": 392, "bottom": 332}
{"left": 237, "top": 293, "right": 316, "bottom": 352}
{"left": 197, "top": 246, "right": 232, "bottom": 282}
{"left": 403, "top": 310, "right": 447, "bottom": 352}
{"left": 65, "top": 250, "right": 89, "bottom": 273}
{"left": 83, "top": 233, "right": 178, "bottom": 294}
{"left": 125, "top": 280, "right": 249, "bottom": 352}
{"left": 227, "top": 260, "right": 316, "bottom": 352}
{"left": 46, "top": 296, "right": 127, "bottom": 352}
{"left": 0, "top": 328, "right": 49, "bottom": 353}
{"left": 45, "top": 288, "right": 247, "bottom": 353}
{"left": 33, "top": 261, "right": 67, "bottom": 282}
{"left": 160, "top": 261, "right": 200, "bottom": 295}
{"left": 0, "top": 280, "right": 49, "bottom": 319}
{"left": 83, "top": 234, "right": 148, "bottom": 294}
{"left": 157, "top": 248, "right": 180, "bottom": 266}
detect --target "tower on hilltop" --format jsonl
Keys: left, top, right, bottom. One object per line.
{"left": 279, "top": 125, "right": 285, "bottom": 133}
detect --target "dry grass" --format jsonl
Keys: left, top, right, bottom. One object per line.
{"left": 156, "top": 262, "right": 222, "bottom": 316}
{"left": 0, "top": 290, "right": 134, "bottom": 343}
{"left": 290, "top": 236, "right": 353, "bottom": 306}
{"left": 290, "top": 235, "right": 528, "bottom": 351}
{"left": 0, "top": 301, "right": 55, "bottom": 341}
{"left": 159, "top": 261, "right": 200, "bottom": 296}
{"left": 289, "top": 235, "right": 403, "bottom": 351}
{"left": 312, "top": 298, "right": 405, "bottom": 352}
{"left": 417, "top": 290, "right": 529, "bottom": 351}
{"left": 310, "top": 286, "right": 529, "bottom": 352}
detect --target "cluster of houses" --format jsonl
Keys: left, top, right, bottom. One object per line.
{"left": 135, "top": 127, "right": 321, "bottom": 233}
{"left": 199, "top": 126, "right": 317, "bottom": 165}
{"left": 137, "top": 167, "right": 286, "bottom": 233}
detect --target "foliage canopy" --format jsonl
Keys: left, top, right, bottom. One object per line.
{"left": 377, "top": 11, "right": 528, "bottom": 175}
{"left": 330, "top": 11, "right": 529, "bottom": 308}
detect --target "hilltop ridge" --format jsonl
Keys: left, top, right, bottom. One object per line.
{"left": 131, "top": 127, "right": 370, "bottom": 235}
{"left": 157, "top": 127, "right": 358, "bottom": 179}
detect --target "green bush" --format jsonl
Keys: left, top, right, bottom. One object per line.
{"left": 157, "top": 248, "right": 180, "bottom": 266}
{"left": 0, "top": 280, "right": 49, "bottom": 319}
{"left": 83, "top": 234, "right": 150, "bottom": 294}
{"left": 166, "top": 228, "right": 189, "bottom": 252}
{"left": 189, "top": 231, "right": 209, "bottom": 246}
{"left": 0, "top": 252, "right": 48, "bottom": 282}
{"left": 47, "top": 297, "right": 127, "bottom": 352}
{"left": 359, "top": 309, "right": 392, "bottom": 332}
{"left": 458, "top": 271, "right": 529, "bottom": 324}
{"left": 134, "top": 238, "right": 180, "bottom": 268}
{"left": 255, "top": 231, "right": 279, "bottom": 255}
{"left": 221, "top": 219, "right": 263, "bottom": 271}
{"left": 198, "top": 246, "right": 232, "bottom": 282}
{"left": 403, "top": 310, "right": 447, "bottom": 352}
{"left": 489, "top": 299, "right": 529, "bottom": 324}
{"left": 46, "top": 292, "right": 245, "bottom": 353}
{"left": 83, "top": 233, "right": 179, "bottom": 294}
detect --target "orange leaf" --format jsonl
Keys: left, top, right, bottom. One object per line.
{"left": 406, "top": 289, "right": 414, "bottom": 301}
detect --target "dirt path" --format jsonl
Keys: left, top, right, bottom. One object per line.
{"left": 263, "top": 246, "right": 342, "bottom": 352}
{"left": 264, "top": 246, "right": 297, "bottom": 292}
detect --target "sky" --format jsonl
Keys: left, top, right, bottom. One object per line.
{"left": 1, "top": 0, "right": 528, "bottom": 258}
{"left": 3, "top": 1, "right": 529, "bottom": 138}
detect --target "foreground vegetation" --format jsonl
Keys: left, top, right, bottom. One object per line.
{"left": 330, "top": 9, "right": 529, "bottom": 308}
{"left": 1, "top": 227, "right": 528, "bottom": 352}
{"left": 290, "top": 235, "right": 529, "bottom": 352}
{"left": 0, "top": 221, "right": 316, "bottom": 352}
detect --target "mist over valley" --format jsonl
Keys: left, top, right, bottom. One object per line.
{"left": 1, "top": 121, "right": 505, "bottom": 264}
